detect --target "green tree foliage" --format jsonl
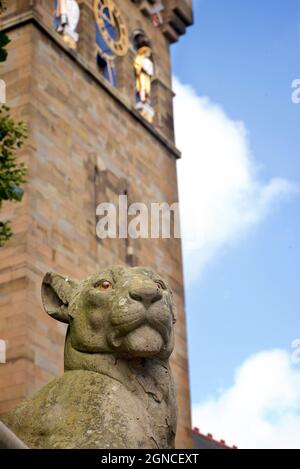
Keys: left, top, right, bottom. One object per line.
{"left": 0, "top": 2, "right": 28, "bottom": 246}
{"left": 0, "top": 32, "right": 10, "bottom": 63}
{"left": 0, "top": 107, "right": 27, "bottom": 246}
{"left": 0, "top": 1, "right": 10, "bottom": 63}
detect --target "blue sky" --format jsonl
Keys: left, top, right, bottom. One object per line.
{"left": 171, "top": 0, "right": 300, "bottom": 447}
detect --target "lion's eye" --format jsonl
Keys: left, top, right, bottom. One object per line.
{"left": 98, "top": 280, "right": 113, "bottom": 291}
{"left": 155, "top": 280, "right": 167, "bottom": 290}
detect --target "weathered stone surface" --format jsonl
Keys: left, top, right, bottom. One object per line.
{"left": 0, "top": 421, "right": 28, "bottom": 449}
{"left": 0, "top": 0, "right": 193, "bottom": 448}
{"left": 2, "top": 266, "right": 177, "bottom": 449}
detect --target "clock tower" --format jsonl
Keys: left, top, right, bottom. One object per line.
{"left": 0, "top": 0, "right": 193, "bottom": 448}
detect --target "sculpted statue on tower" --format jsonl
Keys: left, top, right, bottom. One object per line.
{"left": 54, "top": 0, "right": 80, "bottom": 49}
{"left": 134, "top": 33, "right": 155, "bottom": 123}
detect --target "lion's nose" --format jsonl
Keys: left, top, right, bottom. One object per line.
{"left": 129, "top": 284, "right": 162, "bottom": 306}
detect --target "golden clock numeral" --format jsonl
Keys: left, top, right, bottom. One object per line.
{"left": 94, "top": 0, "right": 128, "bottom": 57}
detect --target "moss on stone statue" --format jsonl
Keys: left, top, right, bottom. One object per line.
{"left": 2, "top": 266, "right": 177, "bottom": 449}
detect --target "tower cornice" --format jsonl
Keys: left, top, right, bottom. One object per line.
{"left": 131, "top": 0, "right": 194, "bottom": 43}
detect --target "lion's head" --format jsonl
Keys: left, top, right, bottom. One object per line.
{"left": 41, "top": 266, "right": 177, "bottom": 360}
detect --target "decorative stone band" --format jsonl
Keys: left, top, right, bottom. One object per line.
{"left": 0, "top": 421, "right": 28, "bottom": 449}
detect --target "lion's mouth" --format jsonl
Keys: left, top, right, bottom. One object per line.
{"left": 109, "top": 304, "right": 171, "bottom": 355}
{"left": 112, "top": 325, "right": 164, "bottom": 357}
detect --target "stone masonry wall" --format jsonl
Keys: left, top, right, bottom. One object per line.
{"left": 0, "top": 0, "right": 192, "bottom": 448}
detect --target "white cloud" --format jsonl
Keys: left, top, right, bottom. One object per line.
{"left": 173, "top": 78, "right": 298, "bottom": 285}
{"left": 193, "top": 349, "right": 300, "bottom": 449}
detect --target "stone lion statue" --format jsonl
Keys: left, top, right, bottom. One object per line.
{"left": 2, "top": 266, "right": 178, "bottom": 449}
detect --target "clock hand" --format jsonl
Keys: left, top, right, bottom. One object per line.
{"left": 103, "top": 0, "right": 116, "bottom": 28}
{"left": 102, "top": 11, "right": 116, "bottom": 28}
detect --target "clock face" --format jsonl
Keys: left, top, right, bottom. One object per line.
{"left": 94, "top": 0, "right": 129, "bottom": 57}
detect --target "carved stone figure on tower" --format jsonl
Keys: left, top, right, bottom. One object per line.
{"left": 134, "top": 33, "right": 155, "bottom": 123}
{"left": 131, "top": 0, "right": 164, "bottom": 27}
{"left": 54, "top": 0, "right": 80, "bottom": 49}
{"left": 134, "top": 46, "right": 153, "bottom": 104}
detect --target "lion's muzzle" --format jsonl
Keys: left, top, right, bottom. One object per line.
{"left": 109, "top": 281, "right": 173, "bottom": 357}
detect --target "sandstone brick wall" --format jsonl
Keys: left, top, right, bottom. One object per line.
{"left": 0, "top": 1, "right": 193, "bottom": 448}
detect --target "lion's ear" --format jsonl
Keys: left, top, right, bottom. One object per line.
{"left": 41, "top": 272, "right": 77, "bottom": 324}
